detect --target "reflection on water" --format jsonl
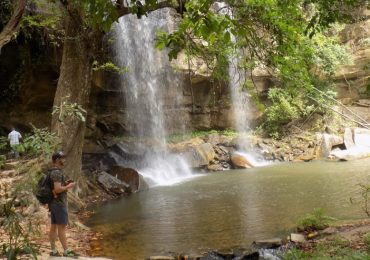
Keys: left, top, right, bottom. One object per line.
{"left": 87, "top": 159, "right": 370, "bottom": 259}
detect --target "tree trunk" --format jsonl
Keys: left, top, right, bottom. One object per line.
{"left": 51, "top": 15, "right": 94, "bottom": 196}
{"left": 0, "top": 0, "right": 28, "bottom": 53}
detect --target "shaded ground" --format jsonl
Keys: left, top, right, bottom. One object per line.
{"left": 0, "top": 159, "right": 110, "bottom": 259}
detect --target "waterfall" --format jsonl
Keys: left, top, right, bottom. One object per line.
{"left": 112, "top": 8, "right": 193, "bottom": 186}
{"left": 228, "top": 49, "right": 251, "bottom": 133}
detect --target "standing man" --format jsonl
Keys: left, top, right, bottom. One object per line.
{"left": 48, "top": 151, "right": 78, "bottom": 257}
{"left": 8, "top": 127, "right": 22, "bottom": 159}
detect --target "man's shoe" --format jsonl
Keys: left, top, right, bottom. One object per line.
{"left": 50, "top": 250, "right": 61, "bottom": 256}
{"left": 63, "top": 249, "right": 79, "bottom": 258}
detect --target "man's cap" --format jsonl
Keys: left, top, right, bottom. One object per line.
{"left": 52, "top": 151, "right": 66, "bottom": 161}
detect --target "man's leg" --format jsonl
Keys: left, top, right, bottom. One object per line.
{"left": 49, "top": 224, "right": 58, "bottom": 252}
{"left": 57, "top": 224, "right": 68, "bottom": 250}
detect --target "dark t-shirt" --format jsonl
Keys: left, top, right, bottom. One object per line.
{"left": 49, "top": 168, "right": 67, "bottom": 207}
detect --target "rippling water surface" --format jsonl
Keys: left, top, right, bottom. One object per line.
{"left": 87, "top": 159, "right": 370, "bottom": 259}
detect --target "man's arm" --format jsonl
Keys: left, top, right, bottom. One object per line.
{"left": 53, "top": 181, "right": 75, "bottom": 194}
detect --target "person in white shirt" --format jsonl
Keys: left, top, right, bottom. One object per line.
{"left": 8, "top": 127, "right": 22, "bottom": 159}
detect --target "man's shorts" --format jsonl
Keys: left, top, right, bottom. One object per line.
{"left": 49, "top": 203, "right": 69, "bottom": 225}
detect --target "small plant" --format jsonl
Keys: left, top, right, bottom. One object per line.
{"left": 0, "top": 155, "right": 6, "bottom": 169}
{"left": 0, "top": 136, "right": 9, "bottom": 152}
{"left": 350, "top": 183, "right": 370, "bottom": 217}
{"left": 52, "top": 95, "right": 87, "bottom": 123}
{"left": 297, "top": 208, "right": 335, "bottom": 232}
{"left": 0, "top": 189, "right": 39, "bottom": 259}
{"left": 364, "top": 233, "right": 370, "bottom": 252}
{"left": 18, "top": 125, "right": 59, "bottom": 159}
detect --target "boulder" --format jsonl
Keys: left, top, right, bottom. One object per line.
{"left": 231, "top": 136, "right": 257, "bottom": 151}
{"left": 110, "top": 166, "right": 149, "bottom": 192}
{"left": 204, "top": 133, "right": 233, "bottom": 146}
{"left": 97, "top": 171, "right": 130, "bottom": 195}
{"left": 168, "top": 137, "right": 205, "bottom": 153}
{"left": 253, "top": 238, "right": 282, "bottom": 249}
{"left": 319, "top": 133, "right": 343, "bottom": 158}
{"left": 344, "top": 128, "right": 355, "bottom": 149}
{"left": 184, "top": 143, "right": 216, "bottom": 168}
{"left": 214, "top": 145, "right": 231, "bottom": 162}
{"left": 353, "top": 128, "right": 370, "bottom": 148}
{"left": 109, "top": 142, "right": 146, "bottom": 160}
{"left": 207, "top": 163, "right": 225, "bottom": 171}
{"left": 329, "top": 146, "right": 370, "bottom": 161}
{"left": 231, "top": 152, "right": 254, "bottom": 169}
{"left": 290, "top": 233, "right": 306, "bottom": 243}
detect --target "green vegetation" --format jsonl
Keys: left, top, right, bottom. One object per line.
{"left": 156, "top": 0, "right": 361, "bottom": 138}
{"left": 350, "top": 183, "right": 370, "bottom": 218}
{"left": 18, "top": 126, "right": 59, "bottom": 158}
{"left": 283, "top": 238, "right": 370, "bottom": 260}
{"left": 0, "top": 155, "right": 5, "bottom": 169}
{"left": 0, "top": 126, "right": 58, "bottom": 259}
{"left": 52, "top": 96, "right": 87, "bottom": 124}
{"left": 297, "top": 208, "right": 336, "bottom": 232}
{"left": 364, "top": 233, "right": 370, "bottom": 252}
{"left": 167, "top": 129, "right": 238, "bottom": 143}
{"left": 1, "top": 191, "right": 39, "bottom": 260}
{"left": 92, "top": 61, "right": 128, "bottom": 75}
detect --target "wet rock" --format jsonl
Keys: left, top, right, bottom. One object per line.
{"left": 231, "top": 152, "right": 254, "bottom": 169}
{"left": 344, "top": 128, "right": 355, "bottom": 149}
{"left": 110, "top": 166, "right": 143, "bottom": 192}
{"left": 213, "top": 145, "right": 231, "bottom": 162}
{"left": 290, "top": 233, "right": 306, "bottom": 243}
{"left": 207, "top": 163, "right": 225, "bottom": 171}
{"left": 83, "top": 140, "right": 105, "bottom": 154}
{"left": 97, "top": 171, "right": 130, "bottom": 195}
{"left": 149, "top": 256, "right": 175, "bottom": 260}
{"left": 253, "top": 238, "right": 283, "bottom": 249}
{"left": 110, "top": 141, "right": 147, "bottom": 160}
{"left": 199, "top": 251, "right": 224, "bottom": 260}
{"left": 293, "top": 154, "right": 315, "bottom": 162}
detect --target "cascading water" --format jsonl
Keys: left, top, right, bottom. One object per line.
{"left": 228, "top": 48, "right": 250, "bottom": 133}
{"left": 218, "top": 2, "right": 268, "bottom": 166}
{"left": 228, "top": 52, "right": 269, "bottom": 166}
{"left": 112, "top": 8, "right": 193, "bottom": 186}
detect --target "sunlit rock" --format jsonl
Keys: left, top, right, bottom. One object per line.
{"left": 290, "top": 233, "right": 306, "bottom": 243}
{"left": 353, "top": 128, "right": 370, "bottom": 148}
{"left": 231, "top": 152, "right": 254, "bottom": 169}
{"left": 329, "top": 146, "right": 370, "bottom": 161}
{"left": 319, "top": 133, "right": 343, "bottom": 158}
{"left": 344, "top": 128, "right": 355, "bottom": 149}
{"left": 183, "top": 143, "right": 216, "bottom": 168}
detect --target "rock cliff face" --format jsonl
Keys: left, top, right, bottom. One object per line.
{"left": 1, "top": 11, "right": 369, "bottom": 138}
{"left": 336, "top": 9, "right": 370, "bottom": 103}
{"left": 0, "top": 40, "right": 60, "bottom": 136}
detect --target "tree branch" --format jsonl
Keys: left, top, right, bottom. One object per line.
{"left": 0, "top": 0, "right": 28, "bottom": 53}
{"left": 118, "top": 0, "right": 180, "bottom": 17}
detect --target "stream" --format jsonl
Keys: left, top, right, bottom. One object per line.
{"left": 88, "top": 159, "right": 370, "bottom": 259}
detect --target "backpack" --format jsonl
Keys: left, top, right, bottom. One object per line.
{"left": 35, "top": 170, "right": 54, "bottom": 204}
